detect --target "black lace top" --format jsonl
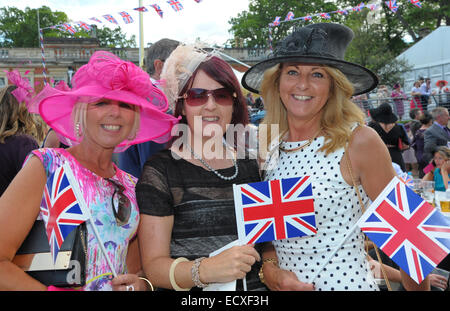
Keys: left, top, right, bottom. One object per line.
{"left": 136, "top": 149, "right": 265, "bottom": 290}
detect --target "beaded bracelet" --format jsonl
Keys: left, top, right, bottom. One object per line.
{"left": 169, "top": 257, "right": 190, "bottom": 291}
{"left": 191, "top": 257, "right": 208, "bottom": 288}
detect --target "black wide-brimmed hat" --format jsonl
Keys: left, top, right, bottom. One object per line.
{"left": 242, "top": 23, "right": 378, "bottom": 96}
{"left": 369, "top": 103, "right": 398, "bottom": 124}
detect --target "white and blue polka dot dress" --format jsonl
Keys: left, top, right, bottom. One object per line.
{"left": 266, "top": 135, "right": 379, "bottom": 291}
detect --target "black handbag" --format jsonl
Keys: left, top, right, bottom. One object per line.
{"left": 13, "top": 220, "right": 87, "bottom": 287}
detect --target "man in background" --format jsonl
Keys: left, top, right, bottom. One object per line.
{"left": 118, "top": 38, "right": 180, "bottom": 178}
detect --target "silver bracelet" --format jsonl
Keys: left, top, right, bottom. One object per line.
{"left": 191, "top": 257, "right": 208, "bottom": 288}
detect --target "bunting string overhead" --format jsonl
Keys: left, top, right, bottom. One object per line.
{"left": 37, "top": 0, "right": 205, "bottom": 85}
{"left": 39, "top": 0, "right": 204, "bottom": 34}
{"left": 267, "top": 0, "right": 424, "bottom": 51}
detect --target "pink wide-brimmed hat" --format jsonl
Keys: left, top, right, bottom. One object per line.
{"left": 30, "top": 51, "right": 179, "bottom": 152}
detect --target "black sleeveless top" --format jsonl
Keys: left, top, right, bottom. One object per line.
{"left": 136, "top": 149, "right": 265, "bottom": 290}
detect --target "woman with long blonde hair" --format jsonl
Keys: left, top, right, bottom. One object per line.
{"left": 242, "top": 23, "right": 429, "bottom": 291}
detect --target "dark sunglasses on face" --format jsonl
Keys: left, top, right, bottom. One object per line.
{"left": 181, "top": 88, "right": 236, "bottom": 106}
{"left": 105, "top": 178, "right": 131, "bottom": 226}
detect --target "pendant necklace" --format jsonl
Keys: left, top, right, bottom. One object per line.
{"left": 279, "top": 128, "right": 322, "bottom": 153}
{"left": 185, "top": 140, "right": 239, "bottom": 181}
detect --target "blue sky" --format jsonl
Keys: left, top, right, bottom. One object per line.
{"left": 0, "top": 0, "right": 250, "bottom": 46}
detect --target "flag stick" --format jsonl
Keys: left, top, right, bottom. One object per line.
{"left": 310, "top": 222, "right": 359, "bottom": 284}
{"left": 63, "top": 162, "right": 118, "bottom": 278}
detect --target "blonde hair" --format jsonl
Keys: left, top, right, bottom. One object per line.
{"left": 0, "top": 85, "right": 37, "bottom": 143}
{"left": 434, "top": 146, "right": 450, "bottom": 160}
{"left": 259, "top": 64, "right": 365, "bottom": 155}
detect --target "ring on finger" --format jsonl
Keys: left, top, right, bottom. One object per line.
{"left": 126, "top": 285, "right": 135, "bottom": 291}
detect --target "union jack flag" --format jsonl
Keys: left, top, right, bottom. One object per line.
{"left": 272, "top": 16, "right": 281, "bottom": 26}
{"left": 319, "top": 13, "right": 331, "bottom": 19}
{"left": 134, "top": 6, "right": 148, "bottom": 12}
{"left": 150, "top": 4, "right": 164, "bottom": 18}
{"left": 119, "top": 11, "right": 134, "bottom": 24}
{"left": 76, "top": 21, "right": 91, "bottom": 31}
{"left": 353, "top": 2, "right": 365, "bottom": 11}
{"left": 233, "top": 176, "right": 317, "bottom": 244}
{"left": 337, "top": 9, "right": 349, "bottom": 15}
{"left": 167, "top": 0, "right": 184, "bottom": 12}
{"left": 62, "top": 23, "right": 77, "bottom": 35}
{"left": 303, "top": 14, "right": 313, "bottom": 21}
{"left": 40, "top": 163, "right": 88, "bottom": 263}
{"left": 89, "top": 17, "right": 102, "bottom": 24}
{"left": 285, "top": 11, "right": 295, "bottom": 21}
{"left": 357, "top": 177, "right": 450, "bottom": 284}
{"left": 103, "top": 14, "right": 118, "bottom": 24}
{"left": 409, "top": 0, "right": 422, "bottom": 8}
{"left": 385, "top": 0, "right": 399, "bottom": 13}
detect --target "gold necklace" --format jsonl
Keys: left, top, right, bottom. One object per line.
{"left": 279, "top": 129, "right": 322, "bottom": 153}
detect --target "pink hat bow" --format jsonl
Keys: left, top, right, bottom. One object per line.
{"left": 4, "top": 70, "right": 34, "bottom": 105}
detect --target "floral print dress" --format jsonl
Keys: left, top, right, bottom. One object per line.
{"left": 27, "top": 148, "right": 139, "bottom": 290}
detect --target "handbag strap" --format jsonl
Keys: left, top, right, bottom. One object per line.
{"left": 344, "top": 127, "right": 392, "bottom": 291}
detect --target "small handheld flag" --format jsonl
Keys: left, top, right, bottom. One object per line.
{"left": 40, "top": 163, "right": 88, "bottom": 263}
{"left": 357, "top": 177, "right": 450, "bottom": 284}
{"left": 233, "top": 176, "right": 317, "bottom": 244}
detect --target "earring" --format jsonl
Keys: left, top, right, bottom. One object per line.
{"left": 75, "top": 122, "right": 82, "bottom": 138}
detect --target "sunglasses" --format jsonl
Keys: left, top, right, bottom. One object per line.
{"left": 181, "top": 88, "right": 236, "bottom": 106}
{"left": 106, "top": 178, "right": 131, "bottom": 226}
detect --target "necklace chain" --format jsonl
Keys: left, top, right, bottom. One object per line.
{"left": 279, "top": 129, "right": 322, "bottom": 153}
{"left": 185, "top": 142, "right": 239, "bottom": 181}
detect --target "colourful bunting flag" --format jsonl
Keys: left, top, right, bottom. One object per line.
{"left": 409, "top": 0, "right": 422, "bottom": 8}
{"left": 133, "top": 6, "right": 148, "bottom": 12}
{"left": 304, "top": 14, "right": 312, "bottom": 21}
{"left": 118, "top": 11, "right": 134, "bottom": 24}
{"left": 62, "top": 23, "right": 77, "bottom": 35}
{"left": 319, "top": 12, "right": 331, "bottom": 19}
{"left": 150, "top": 4, "right": 164, "bottom": 18}
{"left": 337, "top": 9, "right": 349, "bottom": 15}
{"left": 103, "top": 14, "right": 119, "bottom": 24}
{"left": 272, "top": 16, "right": 281, "bottom": 26}
{"left": 193, "top": 0, "right": 202, "bottom": 2}
{"left": 385, "top": 0, "right": 399, "bottom": 13}
{"left": 76, "top": 21, "right": 91, "bottom": 31}
{"left": 167, "top": 0, "right": 184, "bottom": 12}
{"left": 89, "top": 17, "right": 102, "bottom": 24}
{"left": 353, "top": 2, "right": 365, "bottom": 12}
{"left": 285, "top": 11, "right": 295, "bottom": 21}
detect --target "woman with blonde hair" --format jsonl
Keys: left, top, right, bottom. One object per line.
{"left": 242, "top": 23, "right": 429, "bottom": 291}
{"left": 0, "top": 73, "right": 39, "bottom": 196}
{"left": 0, "top": 51, "right": 178, "bottom": 290}
{"left": 423, "top": 146, "right": 450, "bottom": 191}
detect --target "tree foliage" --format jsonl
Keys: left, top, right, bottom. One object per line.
{"left": 0, "top": 6, "right": 67, "bottom": 47}
{"left": 228, "top": 0, "right": 448, "bottom": 85}
{"left": 228, "top": 0, "right": 338, "bottom": 47}
{"left": 0, "top": 6, "right": 136, "bottom": 48}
